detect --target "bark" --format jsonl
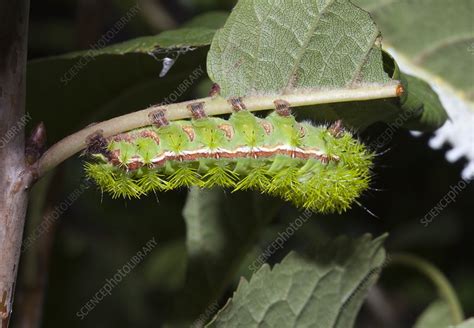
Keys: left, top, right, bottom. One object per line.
{"left": 12, "top": 203, "right": 58, "bottom": 328}
{"left": 0, "top": 1, "right": 31, "bottom": 327}
{"left": 13, "top": 172, "right": 59, "bottom": 328}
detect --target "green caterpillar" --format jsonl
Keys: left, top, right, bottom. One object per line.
{"left": 84, "top": 101, "right": 373, "bottom": 214}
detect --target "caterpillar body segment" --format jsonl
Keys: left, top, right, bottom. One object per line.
{"left": 85, "top": 111, "right": 373, "bottom": 214}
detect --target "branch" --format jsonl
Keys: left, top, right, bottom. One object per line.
{"left": 12, "top": 172, "right": 58, "bottom": 328}
{"left": 36, "top": 82, "right": 402, "bottom": 179}
{"left": 0, "top": 0, "right": 31, "bottom": 326}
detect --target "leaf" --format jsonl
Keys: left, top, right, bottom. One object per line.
{"left": 183, "top": 11, "right": 230, "bottom": 29}
{"left": 171, "top": 188, "right": 281, "bottom": 321}
{"left": 353, "top": 0, "right": 474, "bottom": 105}
{"left": 294, "top": 48, "right": 447, "bottom": 131}
{"left": 206, "top": 0, "right": 447, "bottom": 132}
{"left": 26, "top": 12, "right": 228, "bottom": 142}
{"left": 399, "top": 73, "right": 449, "bottom": 131}
{"left": 206, "top": 234, "right": 387, "bottom": 328}
{"left": 352, "top": 0, "right": 473, "bottom": 177}
{"left": 207, "top": 0, "right": 392, "bottom": 98}
{"left": 414, "top": 300, "right": 454, "bottom": 328}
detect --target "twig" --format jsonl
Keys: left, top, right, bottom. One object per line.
{"left": 36, "top": 82, "right": 402, "bottom": 179}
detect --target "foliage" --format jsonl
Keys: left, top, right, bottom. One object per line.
{"left": 353, "top": 0, "right": 474, "bottom": 105}
{"left": 15, "top": 0, "right": 472, "bottom": 328}
{"left": 207, "top": 235, "right": 386, "bottom": 328}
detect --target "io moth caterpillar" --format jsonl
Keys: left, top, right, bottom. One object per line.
{"left": 84, "top": 100, "right": 373, "bottom": 214}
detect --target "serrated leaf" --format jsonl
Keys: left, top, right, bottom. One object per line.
{"left": 352, "top": 0, "right": 474, "bottom": 106}
{"left": 414, "top": 300, "right": 454, "bottom": 328}
{"left": 206, "top": 234, "right": 387, "bottom": 328}
{"left": 208, "top": 0, "right": 392, "bottom": 98}
{"left": 26, "top": 12, "right": 228, "bottom": 142}
{"left": 206, "top": 0, "right": 446, "bottom": 132}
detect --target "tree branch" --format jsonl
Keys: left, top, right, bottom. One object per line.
{"left": 0, "top": 0, "right": 31, "bottom": 327}
{"left": 36, "top": 82, "right": 402, "bottom": 178}
{"left": 12, "top": 171, "right": 58, "bottom": 328}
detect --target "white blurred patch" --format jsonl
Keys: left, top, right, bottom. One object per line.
{"left": 387, "top": 48, "right": 474, "bottom": 180}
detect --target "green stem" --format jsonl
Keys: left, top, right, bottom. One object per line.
{"left": 389, "top": 253, "right": 464, "bottom": 324}
{"left": 35, "top": 83, "right": 401, "bottom": 180}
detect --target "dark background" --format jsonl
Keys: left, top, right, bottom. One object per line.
{"left": 14, "top": 0, "right": 473, "bottom": 327}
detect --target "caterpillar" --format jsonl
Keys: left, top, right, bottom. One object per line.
{"left": 84, "top": 100, "right": 373, "bottom": 214}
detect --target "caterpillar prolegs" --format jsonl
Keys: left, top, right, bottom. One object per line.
{"left": 84, "top": 102, "right": 373, "bottom": 214}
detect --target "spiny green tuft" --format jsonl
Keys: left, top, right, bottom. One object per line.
{"left": 233, "top": 166, "right": 272, "bottom": 192}
{"left": 167, "top": 167, "right": 201, "bottom": 189}
{"left": 137, "top": 169, "right": 168, "bottom": 193}
{"left": 200, "top": 166, "right": 239, "bottom": 188}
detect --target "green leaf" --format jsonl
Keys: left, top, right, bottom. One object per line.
{"left": 182, "top": 11, "right": 230, "bottom": 29}
{"left": 296, "top": 55, "right": 447, "bottom": 131}
{"left": 352, "top": 0, "right": 474, "bottom": 106}
{"left": 414, "top": 300, "right": 455, "bottom": 328}
{"left": 207, "top": 234, "right": 387, "bottom": 328}
{"left": 26, "top": 12, "right": 228, "bottom": 142}
{"left": 206, "top": 0, "right": 447, "bottom": 131}
{"left": 208, "top": 0, "right": 392, "bottom": 98}
{"left": 172, "top": 188, "right": 281, "bottom": 321}
{"left": 399, "top": 73, "right": 449, "bottom": 131}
